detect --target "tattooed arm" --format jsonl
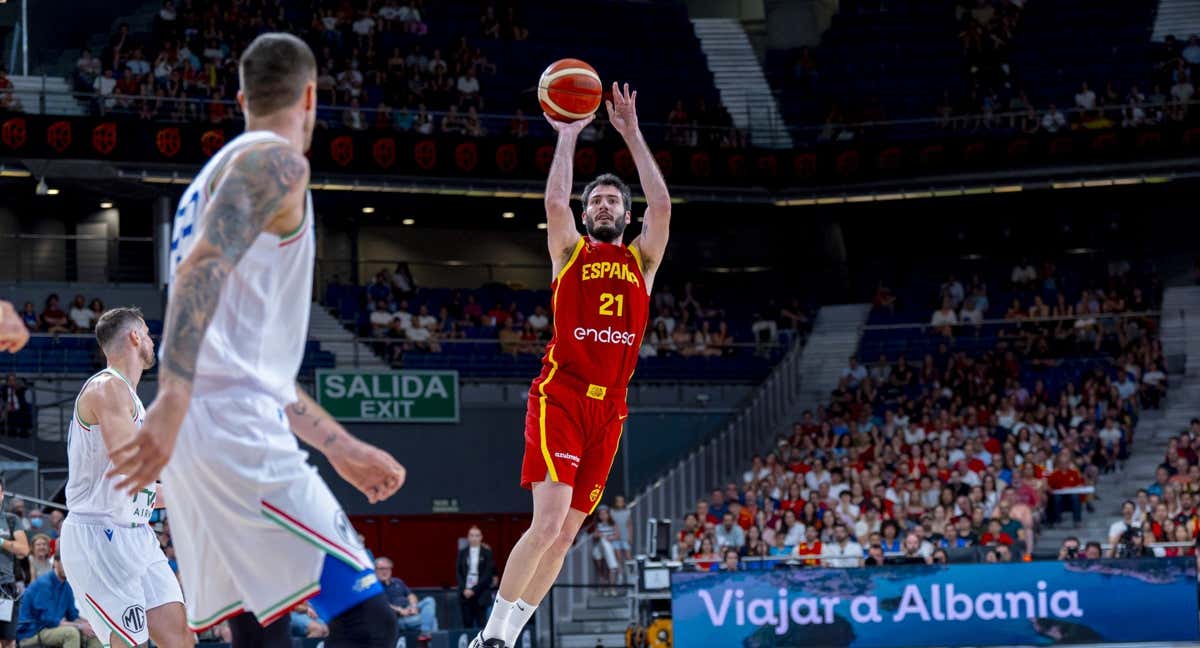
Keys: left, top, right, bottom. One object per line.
{"left": 286, "top": 385, "right": 406, "bottom": 504}
{"left": 108, "top": 143, "right": 309, "bottom": 494}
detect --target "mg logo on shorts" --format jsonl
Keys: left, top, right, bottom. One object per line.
{"left": 334, "top": 511, "right": 363, "bottom": 549}
{"left": 122, "top": 605, "right": 146, "bottom": 633}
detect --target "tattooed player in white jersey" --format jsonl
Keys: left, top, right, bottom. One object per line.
{"left": 104, "top": 33, "right": 405, "bottom": 648}
{"left": 59, "top": 307, "right": 191, "bottom": 648}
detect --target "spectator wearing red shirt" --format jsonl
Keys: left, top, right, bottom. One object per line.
{"left": 979, "top": 519, "right": 1014, "bottom": 546}
{"left": 695, "top": 500, "right": 718, "bottom": 527}
{"left": 792, "top": 526, "right": 822, "bottom": 566}
{"left": 1047, "top": 451, "right": 1086, "bottom": 527}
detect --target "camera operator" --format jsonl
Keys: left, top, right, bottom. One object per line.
{"left": 1057, "top": 536, "right": 1081, "bottom": 560}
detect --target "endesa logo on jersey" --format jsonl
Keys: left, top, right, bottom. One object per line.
{"left": 573, "top": 326, "right": 638, "bottom": 346}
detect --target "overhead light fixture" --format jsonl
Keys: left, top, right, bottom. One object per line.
{"left": 402, "top": 218, "right": 415, "bottom": 225}
{"left": 46, "top": 188, "right": 60, "bottom": 196}
{"left": 362, "top": 206, "right": 375, "bottom": 214}
{"left": 536, "top": 223, "right": 548, "bottom": 230}
{"left": 100, "top": 201, "right": 113, "bottom": 209}
{"left": 502, "top": 211, "right": 515, "bottom": 219}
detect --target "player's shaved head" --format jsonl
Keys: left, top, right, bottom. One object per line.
{"left": 239, "top": 33, "right": 317, "bottom": 117}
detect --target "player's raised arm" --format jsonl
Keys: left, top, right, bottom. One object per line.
{"left": 607, "top": 82, "right": 671, "bottom": 285}
{"left": 286, "top": 385, "right": 406, "bottom": 504}
{"left": 543, "top": 112, "right": 595, "bottom": 274}
{"left": 108, "top": 143, "right": 309, "bottom": 495}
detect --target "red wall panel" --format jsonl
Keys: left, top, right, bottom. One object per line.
{"left": 351, "top": 513, "right": 532, "bottom": 588}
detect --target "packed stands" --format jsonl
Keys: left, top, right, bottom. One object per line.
{"left": 669, "top": 257, "right": 1164, "bottom": 571}
{"left": 68, "top": 0, "right": 733, "bottom": 144}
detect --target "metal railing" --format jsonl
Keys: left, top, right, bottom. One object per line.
{"left": 11, "top": 78, "right": 1200, "bottom": 145}
{"left": 548, "top": 329, "right": 807, "bottom": 631}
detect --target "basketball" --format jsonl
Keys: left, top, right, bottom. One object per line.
{"left": 538, "top": 58, "right": 603, "bottom": 122}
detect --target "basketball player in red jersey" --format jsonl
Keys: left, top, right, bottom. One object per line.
{"left": 472, "top": 83, "right": 670, "bottom": 648}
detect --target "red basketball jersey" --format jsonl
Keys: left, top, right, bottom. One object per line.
{"left": 538, "top": 237, "right": 650, "bottom": 394}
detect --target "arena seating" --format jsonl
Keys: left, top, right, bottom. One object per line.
{"left": 765, "top": 0, "right": 1170, "bottom": 140}
{"left": 323, "top": 279, "right": 807, "bottom": 381}
{"left": 671, "top": 260, "right": 1162, "bottom": 569}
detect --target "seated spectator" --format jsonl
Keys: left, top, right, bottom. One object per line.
{"left": 456, "top": 69, "right": 482, "bottom": 110}
{"left": 19, "top": 303, "right": 38, "bottom": 331}
{"left": 841, "top": 355, "right": 867, "bottom": 389}
{"left": 289, "top": 603, "right": 329, "bottom": 639}
{"left": 979, "top": 519, "right": 1014, "bottom": 546}
{"left": 693, "top": 536, "right": 719, "bottom": 570}
{"left": 820, "top": 523, "right": 863, "bottom": 568}
{"left": 67, "top": 296, "right": 94, "bottom": 332}
{"left": 28, "top": 535, "right": 52, "bottom": 582}
{"left": 40, "top": 295, "right": 70, "bottom": 334}
{"left": 1041, "top": 104, "right": 1066, "bottom": 133}
{"left": 1047, "top": 450, "right": 1086, "bottom": 528}
{"left": 376, "top": 556, "right": 438, "bottom": 634}
{"left": 370, "top": 300, "right": 395, "bottom": 337}
{"left": 714, "top": 513, "right": 744, "bottom": 551}
{"left": 719, "top": 549, "right": 740, "bottom": 572}
{"left": 930, "top": 298, "right": 958, "bottom": 336}
{"left": 16, "top": 551, "right": 102, "bottom": 648}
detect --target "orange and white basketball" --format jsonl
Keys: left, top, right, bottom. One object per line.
{"left": 538, "top": 59, "right": 603, "bottom": 123}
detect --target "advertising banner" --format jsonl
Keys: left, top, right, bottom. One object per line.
{"left": 671, "top": 558, "right": 1199, "bottom": 647}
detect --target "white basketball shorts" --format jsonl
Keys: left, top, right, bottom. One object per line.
{"left": 162, "top": 393, "right": 373, "bottom": 632}
{"left": 59, "top": 517, "right": 183, "bottom": 647}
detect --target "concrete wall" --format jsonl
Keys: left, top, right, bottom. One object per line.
{"left": 686, "top": 0, "right": 766, "bottom": 20}
{"left": 764, "top": 0, "right": 838, "bottom": 49}
{"left": 356, "top": 226, "right": 551, "bottom": 289}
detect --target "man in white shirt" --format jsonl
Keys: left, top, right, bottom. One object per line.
{"left": 1074, "top": 82, "right": 1096, "bottom": 111}
{"left": 1042, "top": 104, "right": 1066, "bottom": 133}
{"left": 1106, "top": 501, "right": 1136, "bottom": 555}
{"left": 94, "top": 70, "right": 117, "bottom": 110}
{"left": 370, "top": 300, "right": 396, "bottom": 336}
{"left": 653, "top": 307, "right": 676, "bottom": 334}
{"left": 527, "top": 306, "right": 549, "bottom": 332}
{"left": 827, "top": 469, "right": 849, "bottom": 500}
{"left": 457, "top": 69, "right": 482, "bottom": 105}
{"left": 714, "top": 513, "right": 745, "bottom": 552}
{"left": 457, "top": 526, "right": 495, "bottom": 630}
{"left": 930, "top": 299, "right": 957, "bottom": 335}
{"left": 352, "top": 12, "right": 376, "bottom": 37}
{"left": 820, "top": 524, "right": 863, "bottom": 568}
{"left": 841, "top": 356, "right": 867, "bottom": 388}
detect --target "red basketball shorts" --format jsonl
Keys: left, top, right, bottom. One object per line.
{"left": 521, "top": 370, "right": 627, "bottom": 514}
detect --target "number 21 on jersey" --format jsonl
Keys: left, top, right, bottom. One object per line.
{"left": 599, "top": 293, "right": 624, "bottom": 317}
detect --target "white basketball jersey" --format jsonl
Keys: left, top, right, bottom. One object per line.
{"left": 167, "top": 130, "right": 314, "bottom": 407}
{"left": 65, "top": 368, "right": 156, "bottom": 527}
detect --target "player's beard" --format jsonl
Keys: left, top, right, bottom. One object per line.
{"left": 140, "top": 341, "right": 156, "bottom": 369}
{"left": 585, "top": 212, "right": 627, "bottom": 244}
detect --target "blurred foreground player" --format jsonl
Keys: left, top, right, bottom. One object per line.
{"left": 473, "top": 82, "right": 672, "bottom": 648}
{"left": 0, "top": 301, "right": 29, "bottom": 353}
{"left": 105, "top": 33, "right": 405, "bottom": 648}
{"left": 60, "top": 307, "right": 191, "bottom": 648}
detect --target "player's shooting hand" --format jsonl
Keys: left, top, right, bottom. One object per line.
{"left": 328, "top": 437, "right": 406, "bottom": 504}
{"left": 107, "top": 387, "right": 186, "bottom": 495}
{"left": 605, "top": 82, "right": 639, "bottom": 139}
{"left": 543, "top": 112, "right": 595, "bottom": 138}
{"left": 0, "top": 300, "right": 30, "bottom": 353}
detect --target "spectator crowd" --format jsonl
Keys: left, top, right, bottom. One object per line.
{"left": 336, "top": 268, "right": 810, "bottom": 367}
{"left": 671, "top": 262, "right": 1165, "bottom": 572}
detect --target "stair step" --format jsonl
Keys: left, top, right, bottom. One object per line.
{"left": 571, "top": 607, "right": 629, "bottom": 621}
{"left": 556, "top": 633, "right": 629, "bottom": 648}
{"left": 557, "top": 620, "right": 631, "bottom": 634}
{"left": 586, "top": 595, "right": 629, "bottom": 609}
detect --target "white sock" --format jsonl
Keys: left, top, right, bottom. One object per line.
{"left": 503, "top": 599, "right": 538, "bottom": 647}
{"left": 482, "top": 595, "right": 516, "bottom": 641}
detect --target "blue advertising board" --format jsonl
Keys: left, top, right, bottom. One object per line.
{"left": 671, "top": 558, "right": 1199, "bottom": 647}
